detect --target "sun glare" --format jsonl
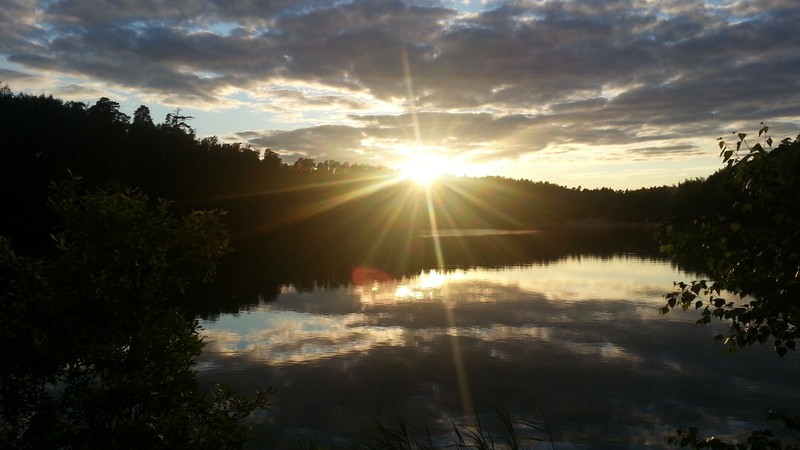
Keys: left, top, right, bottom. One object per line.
{"left": 399, "top": 152, "right": 448, "bottom": 186}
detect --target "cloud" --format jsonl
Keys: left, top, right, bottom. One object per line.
{"left": 0, "top": 67, "right": 34, "bottom": 82}
{"left": 245, "top": 125, "right": 376, "bottom": 163}
{"left": 2, "top": 0, "right": 799, "bottom": 181}
{"left": 239, "top": 109, "right": 707, "bottom": 167}
{"left": 241, "top": 111, "right": 551, "bottom": 166}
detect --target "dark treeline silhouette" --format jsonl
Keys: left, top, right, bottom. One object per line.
{"left": 1, "top": 87, "right": 693, "bottom": 316}
{"left": 1, "top": 88, "right": 673, "bottom": 245}
{"left": 193, "top": 226, "right": 663, "bottom": 319}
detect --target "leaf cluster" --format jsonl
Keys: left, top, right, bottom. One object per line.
{"left": 668, "top": 424, "right": 798, "bottom": 450}
{"left": 659, "top": 125, "right": 800, "bottom": 449}
{"left": 0, "top": 178, "right": 269, "bottom": 449}
{"left": 658, "top": 126, "right": 800, "bottom": 356}
{"left": 668, "top": 410, "right": 800, "bottom": 449}
{"left": 663, "top": 279, "right": 797, "bottom": 357}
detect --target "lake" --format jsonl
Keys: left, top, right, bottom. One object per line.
{"left": 196, "top": 229, "right": 799, "bottom": 449}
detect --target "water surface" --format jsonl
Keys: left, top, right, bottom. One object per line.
{"left": 198, "top": 252, "right": 799, "bottom": 448}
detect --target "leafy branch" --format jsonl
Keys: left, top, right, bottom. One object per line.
{"left": 717, "top": 123, "right": 774, "bottom": 167}
{"left": 662, "top": 280, "right": 796, "bottom": 356}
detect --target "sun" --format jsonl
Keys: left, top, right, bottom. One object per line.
{"left": 404, "top": 163, "right": 445, "bottom": 186}
{"left": 397, "top": 151, "right": 449, "bottom": 186}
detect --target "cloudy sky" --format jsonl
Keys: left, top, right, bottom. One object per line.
{"left": 2, "top": 0, "right": 799, "bottom": 189}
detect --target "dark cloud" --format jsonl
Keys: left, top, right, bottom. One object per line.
{"left": 2, "top": 0, "right": 800, "bottom": 182}
{"left": 242, "top": 111, "right": 638, "bottom": 166}
{"left": 247, "top": 125, "right": 382, "bottom": 163}
{"left": 0, "top": 67, "right": 33, "bottom": 82}
{"left": 628, "top": 144, "right": 701, "bottom": 159}
{"left": 269, "top": 89, "right": 370, "bottom": 110}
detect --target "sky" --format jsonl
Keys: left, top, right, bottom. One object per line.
{"left": 2, "top": 0, "right": 799, "bottom": 189}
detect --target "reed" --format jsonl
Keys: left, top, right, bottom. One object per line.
{"left": 294, "top": 407, "right": 555, "bottom": 450}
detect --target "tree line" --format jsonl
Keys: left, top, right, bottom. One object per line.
{"left": 1, "top": 86, "right": 680, "bottom": 256}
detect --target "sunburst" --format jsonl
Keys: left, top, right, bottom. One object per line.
{"left": 400, "top": 157, "right": 446, "bottom": 186}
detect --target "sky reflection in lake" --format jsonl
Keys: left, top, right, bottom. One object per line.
{"left": 198, "top": 256, "right": 800, "bottom": 449}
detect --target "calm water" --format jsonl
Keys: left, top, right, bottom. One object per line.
{"left": 197, "top": 237, "right": 799, "bottom": 449}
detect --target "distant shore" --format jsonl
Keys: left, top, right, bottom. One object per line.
{"left": 421, "top": 221, "right": 657, "bottom": 238}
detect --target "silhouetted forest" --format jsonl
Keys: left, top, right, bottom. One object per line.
{"left": 1, "top": 89, "right": 676, "bottom": 243}
{"left": 0, "top": 87, "right": 718, "bottom": 314}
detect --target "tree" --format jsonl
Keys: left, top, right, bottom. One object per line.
{"left": 659, "top": 125, "right": 800, "bottom": 355}
{"left": 0, "top": 177, "right": 270, "bottom": 449}
{"left": 88, "top": 97, "right": 130, "bottom": 126}
{"left": 658, "top": 125, "right": 800, "bottom": 449}
{"left": 132, "top": 105, "right": 155, "bottom": 129}
{"left": 163, "top": 108, "right": 195, "bottom": 135}
{"left": 261, "top": 148, "right": 284, "bottom": 171}
{"left": 292, "top": 157, "right": 317, "bottom": 172}
{"left": 316, "top": 160, "right": 341, "bottom": 173}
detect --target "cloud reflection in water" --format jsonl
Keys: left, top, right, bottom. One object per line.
{"left": 198, "top": 256, "right": 800, "bottom": 449}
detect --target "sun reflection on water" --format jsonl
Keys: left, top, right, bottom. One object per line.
{"left": 195, "top": 255, "right": 800, "bottom": 449}
{"left": 358, "top": 269, "right": 469, "bottom": 304}
{"left": 200, "top": 256, "right": 698, "bottom": 368}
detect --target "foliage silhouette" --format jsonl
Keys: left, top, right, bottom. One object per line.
{"left": 1, "top": 87, "right": 677, "bottom": 258}
{"left": 0, "top": 177, "right": 270, "bottom": 449}
{"left": 659, "top": 125, "right": 800, "bottom": 355}
{"left": 658, "top": 125, "right": 800, "bottom": 448}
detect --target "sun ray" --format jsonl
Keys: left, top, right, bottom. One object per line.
{"left": 233, "top": 172, "right": 406, "bottom": 239}
{"left": 357, "top": 184, "right": 424, "bottom": 269}
{"left": 439, "top": 178, "right": 529, "bottom": 230}
{"left": 401, "top": 42, "right": 473, "bottom": 416}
